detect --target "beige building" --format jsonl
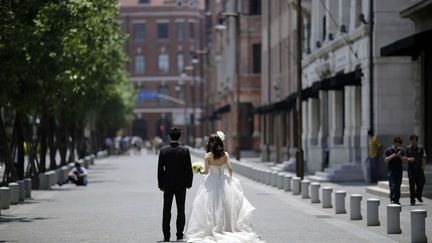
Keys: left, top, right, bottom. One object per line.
{"left": 204, "top": 0, "right": 262, "bottom": 157}
{"left": 257, "top": 0, "right": 302, "bottom": 163}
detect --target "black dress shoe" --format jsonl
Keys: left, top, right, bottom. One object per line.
{"left": 410, "top": 200, "right": 415, "bottom": 206}
{"left": 164, "top": 238, "right": 170, "bottom": 242}
{"left": 417, "top": 197, "right": 423, "bottom": 203}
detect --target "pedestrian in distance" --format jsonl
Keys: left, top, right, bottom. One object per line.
{"left": 157, "top": 127, "right": 193, "bottom": 242}
{"left": 58, "top": 161, "right": 88, "bottom": 186}
{"left": 384, "top": 137, "right": 407, "bottom": 205}
{"left": 368, "top": 130, "right": 382, "bottom": 183}
{"left": 406, "top": 134, "right": 427, "bottom": 205}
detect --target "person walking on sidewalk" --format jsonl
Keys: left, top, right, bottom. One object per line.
{"left": 368, "top": 130, "right": 382, "bottom": 183}
{"left": 406, "top": 134, "right": 427, "bottom": 205}
{"left": 384, "top": 137, "right": 407, "bottom": 205}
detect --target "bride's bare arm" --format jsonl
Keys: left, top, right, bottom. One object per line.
{"left": 226, "top": 152, "right": 233, "bottom": 177}
{"left": 201, "top": 156, "right": 209, "bottom": 175}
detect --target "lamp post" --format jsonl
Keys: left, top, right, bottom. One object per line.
{"left": 184, "top": 64, "right": 197, "bottom": 147}
{"left": 191, "top": 58, "right": 199, "bottom": 147}
{"left": 180, "top": 71, "right": 190, "bottom": 145}
{"left": 195, "top": 49, "right": 208, "bottom": 138}
{"left": 296, "top": 0, "right": 304, "bottom": 179}
{"left": 215, "top": 10, "right": 241, "bottom": 160}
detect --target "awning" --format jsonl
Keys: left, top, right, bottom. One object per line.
{"left": 319, "top": 69, "right": 362, "bottom": 90}
{"left": 209, "top": 104, "right": 231, "bottom": 120}
{"left": 254, "top": 69, "right": 361, "bottom": 115}
{"left": 381, "top": 28, "right": 432, "bottom": 57}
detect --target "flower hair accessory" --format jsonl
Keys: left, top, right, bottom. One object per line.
{"left": 216, "top": 131, "right": 225, "bottom": 141}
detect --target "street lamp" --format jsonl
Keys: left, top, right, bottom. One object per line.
{"left": 296, "top": 0, "right": 304, "bottom": 179}
{"left": 180, "top": 72, "right": 189, "bottom": 145}
{"left": 194, "top": 49, "right": 208, "bottom": 139}
{"left": 214, "top": 10, "right": 241, "bottom": 160}
{"left": 183, "top": 65, "right": 196, "bottom": 147}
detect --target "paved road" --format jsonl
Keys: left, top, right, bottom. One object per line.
{"left": 0, "top": 151, "right": 424, "bottom": 242}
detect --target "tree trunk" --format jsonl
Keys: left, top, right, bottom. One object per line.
{"left": 48, "top": 115, "right": 57, "bottom": 170}
{"left": 39, "top": 114, "right": 47, "bottom": 173}
{"left": 14, "top": 112, "right": 25, "bottom": 180}
{"left": 68, "top": 121, "right": 76, "bottom": 163}
{"left": 58, "top": 114, "right": 67, "bottom": 166}
{"left": 0, "top": 114, "right": 17, "bottom": 183}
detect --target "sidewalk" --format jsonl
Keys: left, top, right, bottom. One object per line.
{"left": 238, "top": 157, "right": 432, "bottom": 243}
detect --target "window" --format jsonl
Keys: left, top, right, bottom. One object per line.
{"left": 139, "top": 0, "right": 150, "bottom": 4}
{"left": 158, "top": 53, "right": 169, "bottom": 72}
{"left": 135, "top": 55, "right": 145, "bottom": 73}
{"left": 252, "top": 44, "right": 261, "bottom": 73}
{"left": 177, "top": 53, "right": 184, "bottom": 73}
{"left": 176, "top": 22, "right": 184, "bottom": 40}
{"left": 158, "top": 22, "right": 169, "bottom": 39}
{"left": 189, "top": 22, "right": 195, "bottom": 39}
{"left": 249, "top": 0, "right": 261, "bottom": 15}
{"left": 133, "top": 23, "right": 145, "bottom": 41}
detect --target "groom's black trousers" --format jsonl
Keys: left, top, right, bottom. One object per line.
{"left": 163, "top": 188, "right": 186, "bottom": 239}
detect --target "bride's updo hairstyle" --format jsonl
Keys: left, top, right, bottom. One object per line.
{"left": 207, "top": 133, "right": 225, "bottom": 160}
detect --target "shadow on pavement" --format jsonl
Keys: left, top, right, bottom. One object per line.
{"left": 0, "top": 216, "right": 55, "bottom": 224}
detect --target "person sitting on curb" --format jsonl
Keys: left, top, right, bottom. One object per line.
{"left": 59, "top": 161, "right": 88, "bottom": 186}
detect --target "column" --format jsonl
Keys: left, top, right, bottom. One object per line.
{"left": 344, "top": 86, "right": 354, "bottom": 161}
{"left": 308, "top": 98, "right": 320, "bottom": 145}
{"left": 318, "top": 91, "right": 329, "bottom": 147}
{"left": 329, "top": 90, "right": 344, "bottom": 146}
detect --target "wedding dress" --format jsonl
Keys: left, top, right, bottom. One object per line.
{"left": 186, "top": 153, "right": 263, "bottom": 243}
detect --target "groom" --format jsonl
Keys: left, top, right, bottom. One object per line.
{"left": 158, "top": 127, "right": 193, "bottom": 242}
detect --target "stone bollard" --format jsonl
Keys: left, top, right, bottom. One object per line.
{"left": 47, "top": 171, "right": 56, "bottom": 187}
{"left": 283, "top": 175, "right": 292, "bottom": 192}
{"left": 310, "top": 182, "right": 320, "bottom": 203}
{"left": 335, "top": 191, "right": 347, "bottom": 214}
{"left": 411, "top": 209, "right": 427, "bottom": 243}
{"left": 62, "top": 166, "right": 69, "bottom": 181}
{"left": 350, "top": 194, "right": 363, "bottom": 220}
{"left": 366, "top": 198, "right": 380, "bottom": 226}
{"left": 266, "top": 170, "right": 272, "bottom": 185}
{"left": 301, "top": 180, "right": 311, "bottom": 199}
{"left": 24, "top": 178, "right": 32, "bottom": 199}
{"left": 17, "top": 180, "right": 25, "bottom": 202}
{"left": 39, "top": 172, "right": 49, "bottom": 190}
{"left": 57, "top": 168, "right": 64, "bottom": 184}
{"left": 0, "top": 187, "right": 10, "bottom": 209}
{"left": 291, "top": 177, "right": 301, "bottom": 195}
{"left": 8, "top": 182, "right": 19, "bottom": 205}
{"left": 277, "top": 173, "right": 285, "bottom": 189}
{"left": 322, "top": 187, "right": 333, "bottom": 208}
{"left": 271, "top": 171, "right": 278, "bottom": 187}
{"left": 387, "top": 204, "right": 402, "bottom": 234}
{"left": 84, "top": 156, "right": 91, "bottom": 169}
{"left": 90, "top": 155, "right": 95, "bottom": 165}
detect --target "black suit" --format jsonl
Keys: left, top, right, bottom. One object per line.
{"left": 158, "top": 141, "right": 193, "bottom": 240}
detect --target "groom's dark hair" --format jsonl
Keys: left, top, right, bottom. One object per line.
{"left": 169, "top": 127, "right": 181, "bottom": 141}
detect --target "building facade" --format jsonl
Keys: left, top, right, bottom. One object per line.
{"left": 118, "top": 0, "right": 205, "bottom": 143}
{"left": 258, "top": 0, "right": 301, "bottom": 163}
{"left": 301, "top": 0, "right": 419, "bottom": 180}
{"left": 256, "top": 0, "right": 428, "bottom": 182}
{"left": 204, "top": 0, "right": 262, "bottom": 157}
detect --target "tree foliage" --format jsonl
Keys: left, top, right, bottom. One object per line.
{"left": 0, "top": 0, "right": 134, "bottom": 184}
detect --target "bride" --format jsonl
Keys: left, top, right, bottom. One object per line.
{"left": 186, "top": 132, "right": 263, "bottom": 243}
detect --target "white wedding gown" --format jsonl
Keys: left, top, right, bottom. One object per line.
{"left": 186, "top": 154, "right": 263, "bottom": 243}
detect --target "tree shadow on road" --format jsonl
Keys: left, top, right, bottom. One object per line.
{"left": 0, "top": 215, "right": 55, "bottom": 224}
